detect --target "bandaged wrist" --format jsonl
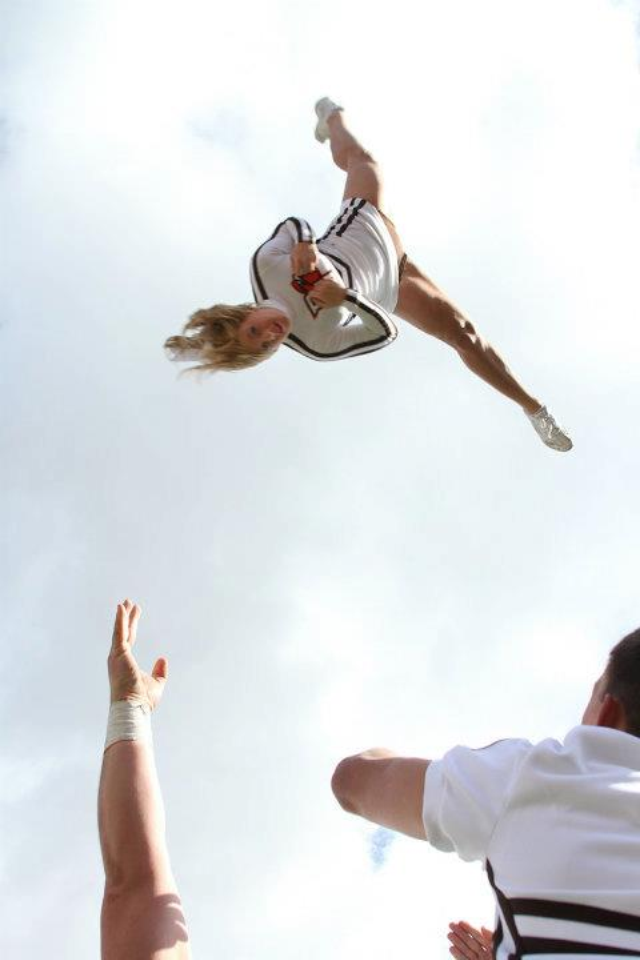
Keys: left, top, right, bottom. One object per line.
{"left": 105, "top": 700, "right": 152, "bottom": 751}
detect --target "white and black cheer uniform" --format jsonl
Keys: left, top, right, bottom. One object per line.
{"left": 249, "top": 198, "right": 401, "bottom": 361}
{"left": 423, "top": 726, "right": 640, "bottom": 958}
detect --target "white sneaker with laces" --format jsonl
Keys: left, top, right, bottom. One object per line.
{"left": 527, "top": 405, "right": 573, "bottom": 452}
{"left": 314, "top": 97, "right": 343, "bottom": 143}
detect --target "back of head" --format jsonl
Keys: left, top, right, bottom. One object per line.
{"left": 165, "top": 304, "right": 273, "bottom": 373}
{"left": 606, "top": 628, "right": 640, "bottom": 737}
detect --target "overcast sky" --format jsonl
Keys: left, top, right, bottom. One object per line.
{"left": 1, "top": 1, "right": 640, "bottom": 957}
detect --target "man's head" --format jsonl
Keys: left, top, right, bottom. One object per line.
{"left": 164, "top": 304, "right": 291, "bottom": 373}
{"left": 582, "top": 628, "right": 640, "bottom": 736}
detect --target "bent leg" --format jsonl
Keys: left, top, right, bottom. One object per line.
{"left": 396, "top": 260, "right": 541, "bottom": 413}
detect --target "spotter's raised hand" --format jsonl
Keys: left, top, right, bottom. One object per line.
{"left": 108, "top": 600, "right": 168, "bottom": 711}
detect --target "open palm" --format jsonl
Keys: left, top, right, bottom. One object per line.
{"left": 108, "top": 599, "right": 168, "bottom": 710}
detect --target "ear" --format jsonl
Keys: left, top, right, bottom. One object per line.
{"left": 596, "top": 693, "right": 627, "bottom": 731}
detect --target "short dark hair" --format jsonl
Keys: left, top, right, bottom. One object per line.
{"left": 605, "top": 628, "right": 640, "bottom": 737}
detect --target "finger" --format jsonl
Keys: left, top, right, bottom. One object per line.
{"left": 127, "top": 604, "right": 142, "bottom": 648}
{"left": 111, "top": 603, "right": 128, "bottom": 653}
{"left": 458, "top": 922, "right": 484, "bottom": 941}
{"left": 152, "top": 657, "right": 169, "bottom": 682}
{"left": 447, "top": 931, "right": 472, "bottom": 950}
{"left": 448, "top": 929, "right": 484, "bottom": 959}
{"left": 447, "top": 936, "right": 476, "bottom": 960}
{"left": 459, "top": 930, "right": 483, "bottom": 950}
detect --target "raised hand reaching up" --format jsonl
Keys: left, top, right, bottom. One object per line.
{"left": 108, "top": 599, "right": 168, "bottom": 710}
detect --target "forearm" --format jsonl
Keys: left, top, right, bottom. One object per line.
{"left": 343, "top": 290, "right": 397, "bottom": 341}
{"left": 99, "top": 722, "right": 173, "bottom": 891}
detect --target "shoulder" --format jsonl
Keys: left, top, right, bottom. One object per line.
{"left": 424, "top": 739, "right": 534, "bottom": 861}
{"left": 427, "top": 738, "right": 533, "bottom": 796}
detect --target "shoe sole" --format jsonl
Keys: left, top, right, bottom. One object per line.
{"left": 314, "top": 97, "right": 341, "bottom": 143}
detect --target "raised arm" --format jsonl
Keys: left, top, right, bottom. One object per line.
{"left": 99, "top": 600, "right": 192, "bottom": 960}
{"left": 331, "top": 748, "right": 429, "bottom": 840}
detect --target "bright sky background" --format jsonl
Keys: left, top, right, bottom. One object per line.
{"left": 1, "top": 1, "right": 640, "bottom": 957}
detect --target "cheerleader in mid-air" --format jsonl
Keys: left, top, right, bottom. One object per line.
{"left": 165, "top": 98, "right": 571, "bottom": 451}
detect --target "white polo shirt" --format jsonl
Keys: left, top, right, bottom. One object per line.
{"left": 249, "top": 198, "right": 399, "bottom": 361}
{"left": 423, "top": 726, "right": 640, "bottom": 958}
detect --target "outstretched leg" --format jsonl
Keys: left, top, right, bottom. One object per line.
{"left": 396, "top": 259, "right": 542, "bottom": 414}
{"left": 316, "top": 99, "right": 571, "bottom": 447}
{"left": 325, "top": 108, "right": 388, "bottom": 209}
{"left": 319, "top": 102, "right": 574, "bottom": 448}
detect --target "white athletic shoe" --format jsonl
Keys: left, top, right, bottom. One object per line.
{"left": 527, "top": 405, "right": 573, "bottom": 452}
{"left": 314, "top": 96, "right": 343, "bottom": 143}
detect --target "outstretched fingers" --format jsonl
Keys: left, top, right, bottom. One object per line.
{"left": 110, "top": 600, "right": 142, "bottom": 653}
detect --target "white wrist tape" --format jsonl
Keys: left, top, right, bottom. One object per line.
{"left": 105, "top": 700, "right": 152, "bottom": 751}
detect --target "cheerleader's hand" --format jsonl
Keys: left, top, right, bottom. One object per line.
{"left": 309, "top": 276, "right": 347, "bottom": 308}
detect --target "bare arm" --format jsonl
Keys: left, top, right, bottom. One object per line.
{"left": 331, "top": 747, "right": 429, "bottom": 840}
{"left": 99, "top": 600, "right": 191, "bottom": 960}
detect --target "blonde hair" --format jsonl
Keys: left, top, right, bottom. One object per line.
{"left": 164, "top": 303, "right": 276, "bottom": 373}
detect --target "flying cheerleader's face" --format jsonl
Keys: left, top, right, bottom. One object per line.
{"left": 236, "top": 308, "right": 291, "bottom": 353}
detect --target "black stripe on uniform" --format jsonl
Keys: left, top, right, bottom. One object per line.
{"left": 289, "top": 217, "right": 315, "bottom": 243}
{"left": 519, "top": 937, "right": 640, "bottom": 956}
{"left": 251, "top": 220, "right": 287, "bottom": 300}
{"left": 344, "top": 291, "right": 396, "bottom": 339}
{"left": 336, "top": 197, "right": 366, "bottom": 236}
{"left": 486, "top": 862, "right": 640, "bottom": 959}
{"left": 318, "top": 198, "right": 358, "bottom": 242}
{"left": 494, "top": 918, "right": 504, "bottom": 959}
{"left": 283, "top": 331, "right": 392, "bottom": 361}
{"left": 511, "top": 901, "right": 640, "bottom": 935}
